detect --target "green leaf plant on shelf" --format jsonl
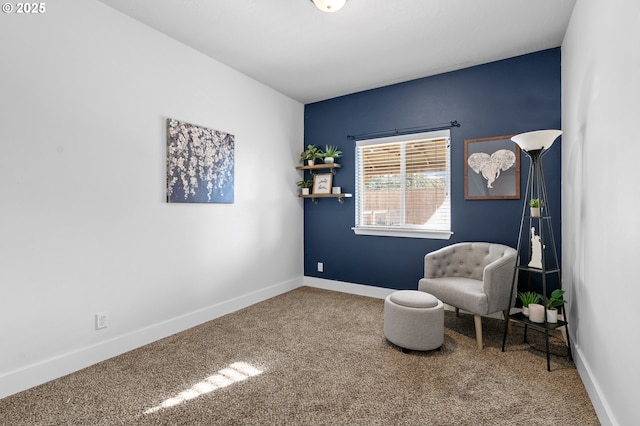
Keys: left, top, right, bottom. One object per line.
{"left": 542, "top": 289, "right": 567, "bottom": 323}
{"left": 527, "top": 289, "right": 566, "bottom": 324}
{"left": 299, "top": 145, "right": 323, "bottom": 166}
{"left": 320, "top": 145, "right": 342, "bottom": 164}
{"left": 297, "top": 179, "right": 313, "bottom": 195}
{"left": 518, "top": 291, "right": 541, "bottom": 318}
{"left": 529, "top": 198, "right": 545, "bottom": 217}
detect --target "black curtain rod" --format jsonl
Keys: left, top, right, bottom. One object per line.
{"left": 347, "top": 120, "right": 460, "bottom": 141}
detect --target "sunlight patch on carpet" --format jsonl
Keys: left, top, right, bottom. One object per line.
{"left": 144, "top": 362, "right": 263, "bottom": 414}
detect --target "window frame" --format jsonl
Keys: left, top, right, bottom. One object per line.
{"left": 352, "top": 129, "right": 452, "bottom": 240}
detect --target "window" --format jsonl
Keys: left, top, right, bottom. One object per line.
{"left": 353, "top": 130, "right": 451, "bottom": 239}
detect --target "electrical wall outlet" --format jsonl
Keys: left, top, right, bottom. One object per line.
{"left": 317, "top": 262, "right": 323, "bottom": 272}
{"left": 95, "top": 313, "right": 108, "bottom": 330}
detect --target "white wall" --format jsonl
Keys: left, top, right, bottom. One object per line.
{"left": 562, "top": 1, "right": 640, "bottom": 424}
{"left": 0, "top": 0, "right": 304, "bottom": 398}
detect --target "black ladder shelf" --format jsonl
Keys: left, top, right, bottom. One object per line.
{"left": 501, "top": 146, "right": 572, "bottom": 372}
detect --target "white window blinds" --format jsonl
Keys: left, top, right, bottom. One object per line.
{"left": 354, "top": 130, "right": 451, "bottom": 239}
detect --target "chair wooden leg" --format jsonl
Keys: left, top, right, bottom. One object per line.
{"left": 474, "top": 315, "right": 483, "bottom": 350}
{"left": 455, "top": 307, "right": 460, "bottom": 317}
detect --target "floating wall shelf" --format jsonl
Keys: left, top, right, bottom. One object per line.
{"left": 298, "top": 193, "right": 352, "bottom": 204}
{"left": 296, "top": 163, "right": 350, "bottom": 203}
{"left": 296, "top": 163, "right": 342, "bottom": 174}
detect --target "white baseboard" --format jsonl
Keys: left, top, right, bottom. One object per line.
{"left": 0, "top": 277, "right": 302, "bottom": 400}
{"left": 303, "top": 276, "right": 395, "bottom": 299}
{"left": 303, "top": 278, "right": 510, "bottom": 319}
{"left": 573, "top": 344, "right": 616, "bottom": 426}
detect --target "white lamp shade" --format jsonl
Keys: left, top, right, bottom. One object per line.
{"left": 311, "top": 0, "right": 347, "bottom": 12}
{"left": 511, "top": 130, "right": 562, "bottom": 152}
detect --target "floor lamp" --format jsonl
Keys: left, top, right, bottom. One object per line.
{"left": 502, "top": 130, "right": 571, "bottom": 371}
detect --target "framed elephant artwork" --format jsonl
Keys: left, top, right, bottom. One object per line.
{"left": 464, "top": 135, "right": 520, "bottom": 200}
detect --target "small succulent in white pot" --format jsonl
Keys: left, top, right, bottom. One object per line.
{"left": 518, "top": 291, "right": 541, "bottom": 317}
{"left": 529, "top": 198, "right": 545, "bottom": 217}
{"left": 320, "top": 145, "right": 342, "bottom": 164}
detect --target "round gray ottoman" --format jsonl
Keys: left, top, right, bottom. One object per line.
{"left": 384, "top": 290, "right": 444, "bottom": 352}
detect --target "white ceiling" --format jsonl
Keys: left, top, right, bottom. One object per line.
{"left": 98, "top": 0, "right": 576, "bottom": 104}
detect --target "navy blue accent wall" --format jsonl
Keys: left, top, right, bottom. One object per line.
{"left": 303, "top": 48, "right": 561, "bottom": 291}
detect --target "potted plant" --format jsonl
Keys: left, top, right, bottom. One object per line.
{"left": 518, "top": 291, "right": 541, "bottom": 317}
{"left": 297, "top": 179, "right": 313, "bottom": 195}
{"left": 320, "top": 145, "right": 342, "bottom": 164}
{"left": 543, "top": 289, "right": 566, "bottom": 323}
{"left": 529, "top": 198, "right": 545, "bottom": 217}
{"left": 300, "top": 145, "right": 322, "bottom": 166}
{"left": 528, "top": 301, "right": 545, "bottom": 323}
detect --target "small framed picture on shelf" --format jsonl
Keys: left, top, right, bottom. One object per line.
{"left": 312, "top": 173, "right": 333, "bottom": 194}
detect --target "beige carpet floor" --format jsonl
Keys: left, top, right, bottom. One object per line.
{"left": 0, "top": 286, "right": 599, "bottom": 425}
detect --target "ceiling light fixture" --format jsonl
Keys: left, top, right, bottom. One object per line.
{"left": 310, "top": 0, "right": 348, "bottom": 13}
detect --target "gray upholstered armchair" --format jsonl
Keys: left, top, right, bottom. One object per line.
{"left": 418, "top": 242, "right": 517, "bottom": 349}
